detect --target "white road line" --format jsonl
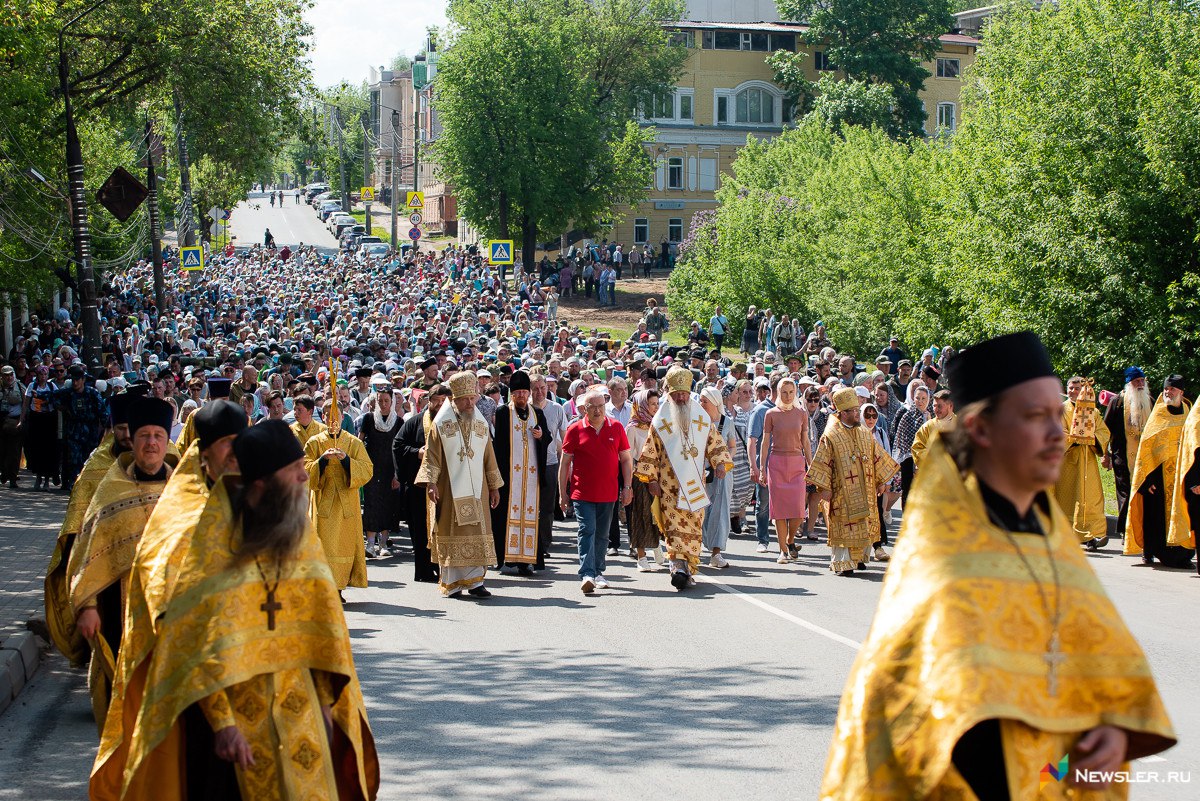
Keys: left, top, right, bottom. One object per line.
{"left": 696, "top": 573, "right": 862, "bottom": 650}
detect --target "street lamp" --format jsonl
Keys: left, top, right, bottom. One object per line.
{"left": 390, "top": 109, "right": 400, "bottom": 250}
{"left": 58, "top": 0, "right": 112, "bottom": 370}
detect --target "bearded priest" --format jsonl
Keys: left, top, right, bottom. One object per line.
{"left": 1124, "top": 374, "right": 1196, "bottom": 568}
{"left": 303, "top": 390, "right": 374, "bottom": 594}
{"left": 1104, "top": 367, "right": 1152, "bottom": 538}
{"left": 821, "top": 332, "right": 1175, "bottom": 800}
{"left": 634, "top": 366, "right": 732, "bottom": 590}
{"left": 416, "top": 372, "right": 504, "bottom": 598}
{"left": 90, "top": 420, "right": 379, "bottom": 801}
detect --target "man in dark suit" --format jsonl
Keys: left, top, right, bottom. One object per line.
{"left": 393, "top": 385, "right": 450, "bottom": 583}
{"left": 490, "top": 371, "right": 550, "bottom": 574}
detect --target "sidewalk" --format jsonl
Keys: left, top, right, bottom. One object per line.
{"left": 0, "top": 478, "right": 65, "bottom": 642}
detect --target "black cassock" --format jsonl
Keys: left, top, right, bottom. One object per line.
{"left": 393, "top": 413, "right": 438, "bottom": 581}
{"left": 358, "top": 414, "right": 401, "bottom": 532}
{"left": 490, "top": 404, "right": 550, "bottom": 569}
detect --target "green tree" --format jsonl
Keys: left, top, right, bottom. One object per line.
{"left": 807, "top": 76, "right": 896, "bottom": 135}
{"left": 433, "top": 0, "right": 688, "bottom": 267}
{"left": 771, "top": 0, "right": 954, "bottom": 138}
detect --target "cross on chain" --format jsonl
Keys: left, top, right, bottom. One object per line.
{"left": 1045, "top": 632, "right": 1066, "bottom": 697}
{"left": 261, "top": 588, "right": 282, "bottom": 631}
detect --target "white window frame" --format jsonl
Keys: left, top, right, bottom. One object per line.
{"left": 667, "top": 157, "right": 684, "bottom": 190}
{"left": 668, "top": 217, "right": 684, "bottom": 244}
{"left": 715, "top": 81, "right": 782, "bottom": 127}
{"left": 936, "top": 58, "right": 961, "bottom": 79}
{"left": 634, "top": 218, "right": 649, "bottom": 245}
{"left": 646, "top": 88, "right": 695, "bottom": 124}
{"left": 936, "top": 101, "right": 957, "bottom": 132}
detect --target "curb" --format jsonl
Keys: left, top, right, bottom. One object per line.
{"left": 0, "top": 629, "right": 45, "bottom": 718}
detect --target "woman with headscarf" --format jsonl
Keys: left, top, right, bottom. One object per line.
{"left": 701, "top": 387, "right": 737, "bottom": 569}
{"left": 862, "top": 403, "right": 893, "bottom": 562}
{"left": 892, "top": 382, "right": 931, "bottom": 506}
{"left": 21, "top": 365, "right": 60, "bottom": 490}
{"left": 725, "top": 381, "right": 755, "bottom": 533}
{"left": 758, "top": 376, "right": 812, "bottom": 563}
{"left": 625, "top": 389, "right": 662, "bottom": 571}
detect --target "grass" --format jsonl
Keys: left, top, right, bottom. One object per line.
{"left": 349, "top": 211, "right": 392, "bottom": 245}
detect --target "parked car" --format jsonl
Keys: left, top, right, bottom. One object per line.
{"left": 358, "top": 242, "right": 390, "bottom": 260}
{"left": 341, "top": 225, "right": 366, "bottom": 249}
{"left": 310, "top": 191, "right": 332, "bottom": 207}
{"left": 331, "top": 216, "right": 358, "bottom": 237}
{"left": 356, "top": 235, "right": 384, "bottom": 250}
{"left": 318, "top": 201, "right": 342, "bottom": 221}
{"left": 303, "top": 183, "right": 329, "bottom": 201}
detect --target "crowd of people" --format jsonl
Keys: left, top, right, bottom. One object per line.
{"left": 0, "top": 227, "right": 1192, "bottom": 798}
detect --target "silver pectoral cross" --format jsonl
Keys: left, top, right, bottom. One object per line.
{"left": 1045, "top": 631, "right": 1065, "bottom": 697}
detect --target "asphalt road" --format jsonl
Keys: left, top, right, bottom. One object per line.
{"left": 0, "top": 516, "right": 1196, "bottom": 800}
{"left": 226, "top": 189, "right": 340, "bottom": 251}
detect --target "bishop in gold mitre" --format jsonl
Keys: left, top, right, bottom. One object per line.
{"left": 822, "top": 332, "right": 1175, "bottom": 800}
{"left": 634, "top": 366, "right": 731, "bottom": 590}
{"left": 68, "top": 396, "right": 178, "bottom": 732}
{"left": 415, "top": 371, "right": 504, "bottom": 598}
{"left": 90, "top": 420, "right": 379, "bottom": 801}
{"left": 1054, "top": 375, "right": 1111, "bottom": 548}
{"left": 45, "top": 387, "right": 152, "bottom": 668}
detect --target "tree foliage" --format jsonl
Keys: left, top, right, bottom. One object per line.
{"left": 771, "top": 0, "right": 954, "bottom": 138}
{"left": 433, "top": 0, "right": 688, "bottom": 266}
{"left": 670, "top": 0, "right": 1200, "bottom": 386}
{"left": 0, "top": 0, "right": 311, "bottom": 296}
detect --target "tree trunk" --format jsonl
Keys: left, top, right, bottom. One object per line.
{"left": 521, "top": 213, "right": 537, "bottom": 279}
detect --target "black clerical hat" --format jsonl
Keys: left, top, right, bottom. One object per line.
{"left": 128, "top": 397, "right": 174, "bottom": 436}
{"left": 946, "top": 331, "right": 1056, "bottom": 408}
{"left": 234, "top": 420, "right": 304, "bottom": 484}
{"left": 509, "top": 370, "right": 531, "bottom": 392}
{"left": 207, "top": 377, "right": 233, "bottom": 399}
{"left": 193, "top": 400, "right": 248, "bottom": 449}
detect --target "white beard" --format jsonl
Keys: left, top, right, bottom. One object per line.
{"left": 1124, "top": 383, "right": 1152, "bottom": 429}
{"left": 671, "top": 399, "right": 690, "bottom": 437}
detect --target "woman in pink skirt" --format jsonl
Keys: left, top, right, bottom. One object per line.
{"left": 758, "top": 377, "right": 812, "bottom": 563}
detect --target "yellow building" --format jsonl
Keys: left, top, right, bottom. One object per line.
{"left": 607, "top": 18, "right": 978, "bottom": 254}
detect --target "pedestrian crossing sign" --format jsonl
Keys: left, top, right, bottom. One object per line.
{"left": 180, "top": 246, "right": 204, "bottom": 271}
{"left": 489, "top": 240, "right": 514, "bottom": 265}
{"left": 360, "top": 186, "right": 375, "bottom": 201}
{"left": 406, "top": 191, "right": 425, "bottom": 209}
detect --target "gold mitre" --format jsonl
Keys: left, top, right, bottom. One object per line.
{"left": 448, "top": 371, "right": 479, "bottom": 399}
{"left": 665, "top": 365, "right": 694, "bottom": 394}
{"left": 832, "top": 387, "right": 859, "bottom": 412}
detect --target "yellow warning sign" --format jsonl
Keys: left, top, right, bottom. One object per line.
{"left": 406, "top": 191, "right": 425, "bottom": 209}
{"left": 360, "top": 186, "right": 375, "bottom": 201}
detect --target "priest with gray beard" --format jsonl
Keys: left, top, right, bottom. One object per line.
{"left": 416, "top": 372, "right": 504, "bottom": 598}
{"left": 1104, "top": 366, "right": 1152, "bottom": 537}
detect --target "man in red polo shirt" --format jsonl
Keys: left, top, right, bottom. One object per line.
{"left": 559, "top": 389, "right": 633, "bottom": 594}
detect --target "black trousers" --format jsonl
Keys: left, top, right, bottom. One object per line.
{"left": 874, "top": 494, "right": 889, "bottom": 548}
{"left": 609, "top": 464, "right": 625, "bottom": 549}
{"left": 713, "top": 333, "right": 725, "bottom": 352}
{"left": 537, "top": 465, "right": 558, "bottom": 567}
{"left": 900, "top": 457, "right": 915, "bottom": 507}
{"left": 1112, "top": 459, "right": 1132, "bottom": 535}
{"left": 404, "top": 486, "right": 438, "bottom": 580}
{"left": 0, "top": 417, "right": 22, "bottom": 483}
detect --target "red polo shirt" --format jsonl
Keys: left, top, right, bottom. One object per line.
{"left": 561, "top": 416, "right": 629, "bottom": 503}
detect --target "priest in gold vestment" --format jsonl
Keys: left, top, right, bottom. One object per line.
{"left": 1054, "top": 376, "right": 1111, "bottom": 549}
{"left": 822, "top": 332, "right": 1175, "bottom": 801}
{"left": 809, "top": 387, "right": 898, "bottom": 575}
{"left": 303, "top": 410, "right": 373, "bottom": 591}
{"left": 416, "top": 372, "right": 503, "bottom": 598}
{"left": 1123, "top": 375, "right": 1195, "bottom": 568}
{"left": 635, "top": 367, "right": 730, "bottom": 590}
{"left": 1167, "top": 392, "right": 1200, "bottom": 576}
{"left": 90, "top": 420, "right": 379, "bottom": 801}
{"left": 68, "top": 397, "right": 177, "bottom": 731}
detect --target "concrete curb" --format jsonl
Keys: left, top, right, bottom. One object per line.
{"left": 0, "top": 630, "right": 44, "bottom": 718}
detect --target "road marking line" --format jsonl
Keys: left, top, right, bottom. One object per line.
{"left": 696, "top": 573, "right": 862, "bottom": 650}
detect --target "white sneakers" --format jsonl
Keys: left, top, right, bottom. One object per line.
{"left": 777, "top": 553, "right": 791, "bottom": 564}
{"left": 637, "top": 557, "right": 655, "bottom": 572}
{"left": 594, "top": 575, "right": 611, "bottom": 590}
{"left": 756, "top": 543, "right": 770, "bottom": 553}
{"left": 709, "top": 552, "right": 729, "bottom": 569}
{"left": 581, "top": 577, "right": 595, "bottom": 594}
{"left": 365, "top": 542, "right": 379, "bottom": 558}
{"left": 874, "top": 546, "right": 891, "bottom": 562}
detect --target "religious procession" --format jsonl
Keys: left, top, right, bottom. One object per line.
{"left": 0, "top": 229, "right": 1192, "bottom": 799}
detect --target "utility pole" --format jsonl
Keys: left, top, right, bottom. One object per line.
{"left": 57, "top": 0, "right": 110, "bottom": 369}
{"left": 361, "top": 112, "right": 371, "bottom": 235}
{"left": 173, "top": 93, "right": 197, "bottom": 248}
{"left": 335, "top": 107, "right": 350, "bottom": 213}
{"left": 145, "top": 120, "right": 165, "bottom": 314}
{"left": 390, "top": 109, "right": 400, "bottom": 248}
{"left": 413, "top": 87, "right": 421, "bottom": 193}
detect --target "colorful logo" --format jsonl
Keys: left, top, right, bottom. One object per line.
{"left": 1040, "top": 755, "right": 1069, "bottom": 790}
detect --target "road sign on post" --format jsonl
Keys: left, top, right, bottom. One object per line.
{"left": 180, "top": 246, "right": 204, "bottom": 271}
{"left": 408, "top": 227, "right": 423, "bottom": 241}
{"left": 406, "top": 191, "right": 424, "bottom": 209}
{"left": 489, "top": 240, "right": 514, "bottom": 265}
{"left": 360, "top": 186, "right": 375, "bottom": 201}
{"left": 409, "top": 212, "right": 423, "bottom": 226}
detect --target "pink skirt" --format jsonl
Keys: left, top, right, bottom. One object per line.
{"left": 767, "top": 452, "right": 807, "bottom": 519}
